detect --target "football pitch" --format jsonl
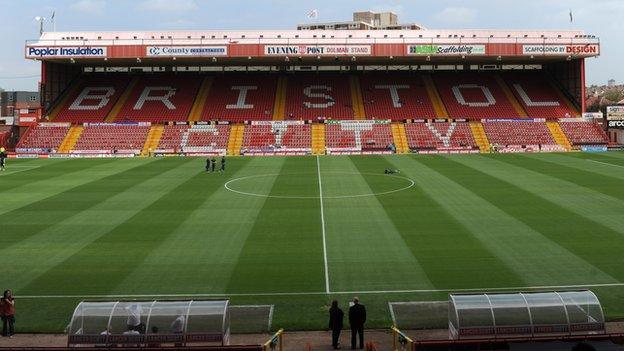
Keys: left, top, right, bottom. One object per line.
{"left": 1, "top": 152, "right": 624, "bottom": 333}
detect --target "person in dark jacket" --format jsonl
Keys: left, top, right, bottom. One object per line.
{"left": 0, "top": 148, "right": 7, "bottom": 171}
{"left": 210, "top": 157, "right": 216, "bottom": 172}
{"left": 205, "top": 158, "right": 211, "bottom": 172}
{"left": 220, "top": 156, "right": 226, "bottom": 172}
{"left": 1, "top": 290, "right": 15, "bottom": 337}
{"left": 348, "top": 297, "right": 366, "bottom": 349}
{"left": 328, "top": 300, "right": 344, "bottom": 349}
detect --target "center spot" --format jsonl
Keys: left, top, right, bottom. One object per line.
{"left": 224, "top": 172, "right": 414, "bottom": 199}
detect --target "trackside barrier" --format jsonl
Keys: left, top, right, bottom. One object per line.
{"left": 391, "top": 326, "right": 414, "bottom": 351}
{"left": 0, "top": 346, "right": 263, "bottom": 351}
{"left": 410, "top": 333, "right": 624, "bottom": 351}
{"left": 263, "top": 328, "right": 284, "bottom": 351}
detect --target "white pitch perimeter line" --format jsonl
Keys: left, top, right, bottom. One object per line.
{"left": 317, "top": 155, "right": 330, "bottom": 294}
{"left": 587, "top": 159, "right": 624, "bottom": 168}
{"left": 16, "top": 283, "right": 624, "bottom": 299}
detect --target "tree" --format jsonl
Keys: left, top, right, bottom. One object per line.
{"left": 604, "top": 89, "right": 623, "bottom": 103}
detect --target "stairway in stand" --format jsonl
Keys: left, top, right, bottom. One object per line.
{"left": 227, "top": 124, "right": 245, "bottom": 156}
{"left": 390, "top": 123, "right": 409, "bottom": 154}
{"left": 546, "top": 121, "right": 572, "bottom": 151}
{"left": 469, "top": 122, "right": 490, "bottom": 153}
{"left": 57, "top": 125, "right": 84, "bottom": 153}
{"left": 141, "top": 125, "right": 165, "bottom": 156}
{"left": 311, "top": 124, "right": 326, "bottom": 155}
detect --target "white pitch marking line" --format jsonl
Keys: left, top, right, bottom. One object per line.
{"left": 0, "top": 165, "right": 40, "bottom": 176}
{"left": 15, "top": 283, "right": 624, "bottom": 299}
{"left": 587, "top": 159, "right": 624, "bottom": 168}
{"left": 388, "top": 302, "right": 397, "bottom": 326}
{"left": 317, "top": 155, "right": 330, "bottom": 294}
{"left": 224, "top": 172, "right": 414, "bottom": 199}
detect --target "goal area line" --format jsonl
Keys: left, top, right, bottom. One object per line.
{"left": 16, "top": 282, "right": 624, "bottom": 299}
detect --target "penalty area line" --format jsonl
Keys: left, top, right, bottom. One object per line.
{"left": 587, "top": 159, "right": 624, "bottom": 168}
{"left": 16, "top": 282, "right": 624, "bottom": 299}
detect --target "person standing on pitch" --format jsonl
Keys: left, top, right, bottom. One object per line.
{"left": 220, "top": 156, "right": 226, "bottom": 172}
{"left": 349, "top": 297, "right": 366, "bottom": 349}
{"left": 0, "top": 147, "right": 7, "bottom": 171}
{"left": 206, "top": 158, "right": 211, "bottom": 172}
{"left": 1, "top": 290, "right": 15, "bottom": 337}
{"left": 210, "top": 157, "right": 216, "bottom": 172}
{"left": 328, "top": 300, "right": 344, "bottom": 349}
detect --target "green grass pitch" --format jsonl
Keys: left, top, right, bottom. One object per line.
{"left": 1, "top": 152, "right": 624, "bottom": 333}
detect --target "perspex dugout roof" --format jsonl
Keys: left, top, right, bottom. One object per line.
{"left": 449, "top": 291, "right": 605, "bottom": 339}
{"left": 67, "top": 300, "right": 230, "bottom": 347}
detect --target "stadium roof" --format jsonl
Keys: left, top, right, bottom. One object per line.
{"left": 25, "top": 29, "right": 600, "bottom": 65}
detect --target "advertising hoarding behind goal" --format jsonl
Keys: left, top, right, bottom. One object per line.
{"left": 607, "top": 106, "right": 624, "bottom": 120}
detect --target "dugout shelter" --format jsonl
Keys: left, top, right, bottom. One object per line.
{"left": 449, "top": 290, "right": 605, "bottom": 340}
{"left": 67, "top": 299, "right": 230, "bottom": 347}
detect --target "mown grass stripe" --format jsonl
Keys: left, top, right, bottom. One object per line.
{"left": 520, "top": 153, "right": 624, "bottom": 181}
{"left": 112, "top": 157, "right": 283, "bottom": 295}
{"left": 504, "top": 153, "right": 624, "bottom": 201}
{"left": 321, "top": 156, "right": 435, "bottom": 292}
{"left": 0, "top": 159, "right": 71, "bottom": 183}
{"left": 435, "top": 155, "right": 623, "bottom": 282}
{"left": 600, "top": 152, "right": 624, "bottom": 160}
{"left": 0, "top": 158, "right": 151, "bottom": 216}
{"left": 349, "top": 155, "right": 522, "bottom": 290}
{"left": 1, "top": 158, "right": 202, "bottom": 293}
{"left": 226, "top": 157, "right": 325, "bottom": 293}
{"left": 396, "top": 155, "right": 616, "bottom": 286}
{"left": 456, "top": 154, "right": 624, "bottom": 236}
{"left": 0, "top": 158, "right": 162, "bottom": 246}
{"left": 18, "top": 158, "right": 234, "bottom": 295}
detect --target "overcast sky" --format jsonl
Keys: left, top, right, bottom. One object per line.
{"left": 0, "top": 0, "right": 621, "bottom": 91}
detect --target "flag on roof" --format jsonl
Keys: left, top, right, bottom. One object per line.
{"left": 307, "top": 9, "right": 318, "bottom": 19}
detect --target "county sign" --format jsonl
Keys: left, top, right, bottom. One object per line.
{"left": 407, "top": 45, "right": 486, "bottom": 56}
{"left": 146, "top": 46, "right": 227, "bottom": 57}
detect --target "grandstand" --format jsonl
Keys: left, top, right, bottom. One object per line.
{"left": 11, "top": 27, "right": 609, "bottom": 156}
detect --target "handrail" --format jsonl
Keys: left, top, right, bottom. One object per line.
{"left": 391, "top": 326, "right": 414, "bottom": 351}
{"left": 263, "top": 328, "right": 284, "bottom": 351}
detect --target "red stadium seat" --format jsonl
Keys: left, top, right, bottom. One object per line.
{"left": 284, "top": 74, "right": 354, "bottom": 120}
{"left": 15, "top": 124, "right": 71, "bottom": 152}
{"left": 434, "top": 73, "right": 520, "bottom": 120}
{"left": 72, "top": 124, "right": 151, "bottom": 154}
{"left": 325, "top": 122, "right": 393, "bottom": 152}
{"left": 360, "top": 74, "right": 437, "bottom": 120}
{"left": 116, "top": 75, "right": 203, "bottom": 122}
{"left": 405, "top": 122, "right": 477, "bottom": 150}
{"left": 55, "top": 76, "right": 131, "bottom": 122}
{"left": 201, "top": 75, "right": 277, "bottom": 122}
{"left": 559, "top": 122, "right": 608, "bottom": 145}
{"left": 482, "top": 121, "right": 556, "bottom": 146}
{"left": 503, "top": 72, "right": 579, "bottom": 118}
{"left": 241, "top": 122, "right": 311, "bottom": 154}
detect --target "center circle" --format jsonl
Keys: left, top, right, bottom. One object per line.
{"left": 224, "top": 172, "right": 415, "bottom": 199}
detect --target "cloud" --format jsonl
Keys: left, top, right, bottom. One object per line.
{"left": 369, "top": 4, "right": 405, "bottom": 17}
{"left": 70, "top": 0, "right": 106, "bottom": 14}
{"left": 432, "top": 7, "right": 477, "bottom": 26}
{"left": 163, "top": 19, "right": 197, "bottom": 28}
{"left": 137, "top": 0, "right": 198, "bottom": 13}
